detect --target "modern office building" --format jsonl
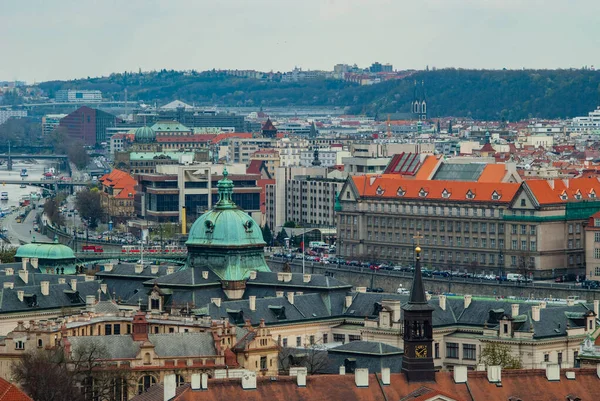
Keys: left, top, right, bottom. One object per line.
{"left": 58, "top": 106, "right": 118, "bottom": 145}
{"left": 0, "top": 109, "right": 27, "bottom": 125}
{"left": 55, "top": 89, "right": 102, "bottom": 103}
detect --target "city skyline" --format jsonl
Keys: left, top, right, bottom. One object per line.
{"left": 1, "top": 0, "right": 600, "bottom": 83}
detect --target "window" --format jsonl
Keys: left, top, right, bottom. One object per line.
{"left": 530, "top": 225, "right": 536, "bottom": 235}
{"left": 499, "top": 239, "right": 504, "bottom": 249}
{"left": 309, "top": 335, "right": 315, "bottom": 345}
{"left": 568, "top": 240, "right": 573, "bottom": 249}
{"left": 282, "top": 337, "right": 288, "bottom": 347}
{"left": 446, "top": 342, "right": 459, "bottom": 359}
{"left": 463, "top": 344, "right": 476, "bottom": 360}
{"left": 105, "top": 324, "right": 112, "bottom": 336}
{"left": 595, "top": 232, "right": 600, "bottom": 243}
{"left": 435, "top": 343, "right": 440, "bottom": 359}
{"left": 576, "top": 224, "right": 581, "bottom": 234}
{"left": 15, "top": 341, "right": 25, "bottom": 350}
{"left": 323, "top": 334, "right": 328, "bottom": 344}
{"left": 521, "top": 240, "right": 526, "bottom": 251}
{"left": 512, "top": 240, "right": 518, "bottom": 250}
{"left": 37, "top": 339, "right": 43, "bottom": 348}
{"left": 466, "top": 190, "right": 475, "bottom": 199}
{"left": 530, "top": 241, "right": 536, "bottom": 251}
{"left": 137, "top": 375, "right": 157, "bottom": 394}
{"left": 520, "top": 199, "right": 526, "bottom": 207}
{"left": 595, "top": 249, "right": 600, "bottom": 259}
{"left": 512, "top": 224, "right": 517, "bottom": 234}
{"left": 151, "top": 298, "right": 160, "bottom": 310}
{"left": 568, "top": 224, "right": 573, "bottom": 234}
{"left": 544, "top": 354, "right": 549, "bottom": 362}
{"left": 296, "top": 336, "right": 302, "bottom": 346}
{"left": 348, "top": 335, "right": 361, "bottom": 342}
{"left": 114, "top": 324, "right": 121, "bottom": 335}
{"left": 511, "top": 256, "right": 517, "bottom": 266}
{"left": 260, "top": 356, "right": 267, "bottom": 370}
{"left": 333, "top": 334, "right": 345, "bottom": 344}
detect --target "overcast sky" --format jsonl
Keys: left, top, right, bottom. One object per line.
{"left": 2, "top": 0, "right": 600, "bottom": 83}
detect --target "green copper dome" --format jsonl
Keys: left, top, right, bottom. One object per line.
{"left": 186, "top": 169, "right": 266, "bottom": 248}
{"left": 15, "top": 241, "right": 76, "bottom": 260}
{"left": 134, "top": 126, "right": 156, "bottom": 143}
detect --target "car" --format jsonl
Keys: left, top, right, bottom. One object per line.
{"left": 368, "top": 287, "right": 384, "bottom": 293}
{"left": 397, "top": 288, "right": 410, "bottom": 295}
{"left": 136, "top": 260, "right": 152, "bottom": 265}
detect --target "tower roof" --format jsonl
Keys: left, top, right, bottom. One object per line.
{"left": 404, "top": 245, "right": 433, "bottom": 311}
{"left": 262, "top": 118, "right": 276, "bottom": 132}
{"left": 134, "top": 126, "right": 156, "bottom": 143}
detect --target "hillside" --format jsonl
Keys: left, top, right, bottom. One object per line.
{"left": 37, "top": 69, "right": 600, "bottom": 120}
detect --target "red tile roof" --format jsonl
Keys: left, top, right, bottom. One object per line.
{"left": 99, "top": 169, "right": 137, "bottom": 199}
{"left": 0, "top": 377, "right": 34, "bottom": 401}
{"left": 157, "top": 134, "right": 216, "bottom": 143}
{"left": 211, "top": 133, "right": 253, "bottom": 144}
{"left": 524, "top": 177, "right": 600, "bottom": 205}
{"left": 351, "top": 175, "right": 519, "bottom": 203}
{"left": 478, "top": 164, "right": 508, "bottom": 182}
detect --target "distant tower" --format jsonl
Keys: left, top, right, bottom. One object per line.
{"left": 311, "top": 147, "right": 322, "bottom": 166}
{"left": 309, "top": 121, "right": 318, "bottom": 139}
{"left": 262, "top": 118, "right": 277, "bottom": 139}
{"left": 411, "top": 80, "right": 427, "bottom": 121}
{"left": 401, "top": 241, "right": 435, "bottom": 382}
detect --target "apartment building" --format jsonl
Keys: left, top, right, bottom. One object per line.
{"left": 285, "top": 174, "right": 346, "bottom": 228}
{"left": 227, "top": 137, "right": 274, "bottom": 165}
{"left": 337, "top": 176, "right": 600, "bottom": 277}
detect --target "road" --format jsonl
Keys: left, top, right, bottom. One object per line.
{"left": 1, "top": 203, "right": 53, "bottom": 245}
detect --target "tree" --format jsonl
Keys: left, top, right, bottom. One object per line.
{"left": 283, "top": 221, "right": 297, "bottom": 228}
{"left": 262, "top": 224, "right": 274, "bottom": 245}
{"left": 0, "top": 246, "right": 16, "bottom": 263}
{"left": 275, "top": 228, "right": 289, "bottom": 247}
{"left": 44, "top": 196, "right": 65, "bottom": 227}
{"left": 278, "top": 340, "right": 330, "bottom": 375}
{"left": 479, "top": 342, "right": 522, "bottom": 369}
{"left": 67, "top": 141, "right": 91, "bottom": 169}
{"left": 76, "top": 188, "right": 103, "bottom": 229}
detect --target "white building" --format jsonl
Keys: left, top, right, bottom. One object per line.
{"left": 571, "top": 107, "right": 600, "bottom": 132}
{"left": 55, "top": 89, "right": 102, "bottom": 103}
{"left": 0, "top": 109, "right": 27, "bottom": 125}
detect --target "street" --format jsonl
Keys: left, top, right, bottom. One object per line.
{"left": 1, "top": 202, "right": 53, "bottom": 245}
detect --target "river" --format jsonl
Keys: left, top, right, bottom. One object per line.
{"left": 0, "top": 159, "right": 60, "bottom": 209}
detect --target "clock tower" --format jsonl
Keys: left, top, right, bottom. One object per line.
{"left": 401, "top": 242, "right": 435, "bottom": 382}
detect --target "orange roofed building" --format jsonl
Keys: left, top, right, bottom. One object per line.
{"left": 337, "top": 175, "right": 600, "bottom": 278}
{"left": 99, "top": 169, "right": 137, "bottom": 224}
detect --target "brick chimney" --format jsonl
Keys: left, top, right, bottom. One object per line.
{"left": 40, "top": 281, "right": 50, "bottom": 296}
{"left": 287, "top": 292, "right": 295, "bottom": 305}
{"left": 249, "top": 296, "right": 256, "bottom": 311}
{"left": 439, "top": 294, "right": 447, "bottom": 311}
{"left": 131, "top": 312, "right": 149, "bottom": 341}
{"left": 70, "top": 279, "right": 77, "bottom": 292}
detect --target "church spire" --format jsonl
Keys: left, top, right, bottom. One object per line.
{"left": 409, "top": 242, "right": 427, "bottom": 304}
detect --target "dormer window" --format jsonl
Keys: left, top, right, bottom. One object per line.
{"left": 491, "top": 191, "right": 501, "bottom": 201}
{"left": 397, "top": 187, "right": 406, "bottom": 197}
{"left": 376, "top": 186, "right": 384, "bottom": 196}
{"left": 560, "top": 191, "right": 568, "bottom": 201}
{"left": 441, "top": 189, "right": 451, "bottom": 199}
{"left": 574, "top": 190, "right": 582, "bottom": 200}
{"left": 466, "top": 190, "right": 475, "bottom": 200}
{"left": 418, "top": 188, "right": 428, "bottom": 198}
{"left": 590, "top": 190, "right": 596, "bottom": 199}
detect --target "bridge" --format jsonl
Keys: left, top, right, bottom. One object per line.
{"left": 0, "top": 154, "right": 70, "bottom": 172}
{"left": 74, "top": 252, "right": 188, "bottom": 263}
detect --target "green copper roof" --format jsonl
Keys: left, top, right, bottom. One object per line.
{"left": 134, "top": 126, "right": 156, "bottom": 143}
{"left": 334, "top": 191, "right": 342, "bottom": 212}
{"left": 150, "top": 121, "right": 191, "bottom": 132}
{"left": 186, "top": 168, "right": 266, "bottom": 249}
{"left": 15, "top": 241, "right": 76, "bottom": 260}
{"left": 129, "top": 152, "right": 183, "bottom": 161}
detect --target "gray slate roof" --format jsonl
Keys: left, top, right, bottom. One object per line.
{"left": 149, "top": 333, "right": 217, "bottom": 357}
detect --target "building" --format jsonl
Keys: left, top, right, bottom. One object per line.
{"left": 55, "top": 89, "right": 102, "bottom": 103}
{"left": 300, "top": 148, "right": 350, "bottom": 167}
{"left": 99, "top": 169, "right": 137, "bottom": 224}
{"left": 227, "top": 137, "right": 274, "bottom": 165}
{"left": 41, "top": 113, "right": 67, "bottom": 136}
{"left": 150, "top": 120, "right": 193, "bottom": 137}
{"left": 0, "top": 109, "right": 27, "bottom": 125}
{"left": 285, "top": 174, "right": 345, "bottom": 228}
{"left": 261, "top": 118, "right": 277, "bottom": 138}
{"left": 585, "top": 211, "right": 600, "bottom": 280}
{"left": 58, "top": 106, "right": 118, "bottom": 145}
{"left": 411, "top": 81, "right": 427, "bottom": 121}
{"left": 571, "top": 106, "right": 600, "bottom": 133}
{"left": 249, "top": 149, "right": 280, "bottom": 177}
{"left": 336, "top": 175, "right": 600, "bottom": 278}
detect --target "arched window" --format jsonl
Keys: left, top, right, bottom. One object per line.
{"left": 421, "top": 101, "right": 427, "bottom": 115}
{"left": 143, "top": 352, "right": 151, "bottom": 365}
{"left": 137, "top": 375, "right": 156, "bottom": 394}
{"left": 176, "top": 374, "right": 185, "bottom": 386}
{"left": 37, "top": 339, "right": 43, "bottom": 348}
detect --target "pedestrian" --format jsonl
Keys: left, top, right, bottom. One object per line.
{"left": 29, "top": 230, "right": 31, "bottom": 235}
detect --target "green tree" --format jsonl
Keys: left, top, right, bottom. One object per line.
{"left": 75, "top": 189, "right": 103, "bottom": 229}
{"left": 0, "top": 246, "right": 16, "bottom": 263}
{"left": 275, "top": 228, "right": 289, "bottom": 246}
{"left": 283, "top": 221, "right": 297, "bottom": 228}
{"left": 262, "top": 224, "right": 274, "bottom": 245}
{"left": 479, "top": 342, "right": 522, "bottom": 369}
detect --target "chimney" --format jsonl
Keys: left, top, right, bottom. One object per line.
{"left": 164, "top": 373, "right": 176, "bottom": 400}
{"left": 355, "top": 368, "right": 369, "bottom": 387}
{"left": 211, "top": 298, "right": 221, "bottom": 307}
{"left": 539, "top": 300, "right": 547, "bottom": 309}
{"left": 532, "top": 305, "right": 540, "bottom": 322}
{"left": 595, "top": 300, "right": 600, "bottom": 317}
{"left": 283, "top": 273, "right": 292, "bottom": 283}
{"left": 86, "top": 295, "right": 96, "bottom": 310}
{"left": 297, "top": 369, "right": 307, "bottom": 387}
{"left": 356, "top": 287, "right": 367, "bottom": 293}
{"left": 40, "top": 281, "right": 50, "bottom": 296}
{"left": 202, "top": 271, "right": 209, "bottom": 279}
{"left": 454, "top": 365, "right": 468, "bottom": 383}
{"left": 426, "top": 292, "right": 432, "bottom": 301}
{"left": 17, "top": 290, "right": 24, "bottom": 302}
{"left": 303, "top": 274, "right": 311, "bottom": 283}
{"left": 30, "top": 258, "right": 38, "bottom": 269}
{"left": 191, "top": 373, "right": 201, "bottom": 390}
{"left": 487, "top": 365, "right": 501, "bottom": 383}
{"left": 70, "top": 279, "right": 77, "bottom": 292}
{"left": 18, "top": 269, "right": 28, "bottom": 284}
{"left": 241, "top": 371, "right": 257, "bottom": 390}
{"left": 21, "top": 258, "right": 29, "bottom": 270}
{"left": 381, "top": 367, "right": 390, "bottom": 385}
{"left": 439, "top": 294, "right": 447, "bottom": 311}
{"left": 249, "top": 270, "right": 257, "bottom": 280}
{"left": 464, "top": 294, "right": 472, "bottom": 309}
{"left": 567, "top": 298, "right": 575, "bottom": 307}
{"left": 339, "top": 366, "right": 346, "bottom": 375}
{"left": 201, "top": 373, "right": 208, "bottom": 390}
{"left": 85, "top": 275, "right": 94, "bottom": 282}
{"left": 150, "top": 265, "right": 159, "bottom": 274}
{"left": 565, "top": 371, "right": 575, "bottom": 380}
{"left": 99, "top": 283, "right": 107, "bottom": 294}
{"left": 276, "top": 291, "right": 284, "bottom": 298}
{"left": 58, "top": 278, "right": 66, "bottom": 284}
{"left": 287, "top": 292, "right": 294, "bottom": 305}
{"left": 249, "top": 296, "right": 256, "bottom": 311}
{"left": 546, "top": 363, "right": 560, "bottom": 381}
{"left": 277, "top": 272, "right": 284, "bottom": 282}
{"left": 134, "top": 264, "right": 143, "bottom": 274}
{"left": 345, "top": 295, "right": 353, "bottom": 308}
{"left": 166, "top": 266, "right": 174, "bottom": 275}
{"left": 104, "top": 264, "right": 113, "bottom": 272}
{"left": 5, "top": 267, "right": 13, "bottom": 276}
{"left": 3, "top": 282, "right": 13, "bottom": 289}
{"left": 511, "top": 304, "right": 519, "bottom": 317}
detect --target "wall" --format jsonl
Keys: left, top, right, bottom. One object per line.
{"left": 267, "top": 260, "right": 600, "bottom": 301}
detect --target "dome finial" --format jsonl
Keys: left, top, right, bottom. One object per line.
{"left": 223, "top": 167, "right": 228, "bottom": 178}
{"left": 53, "top": 235, "right": 58, "bottom": 244}
{"left": 215, "top": 168, "right": 235, "bottom": 209}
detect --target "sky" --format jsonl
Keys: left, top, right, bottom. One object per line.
{"left": 2, "top": 0, "right": 600, "bottom": 83}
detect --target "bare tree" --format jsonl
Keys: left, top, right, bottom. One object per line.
{"left": 278, "top": 338, "right": 330, "bottom": 375}
{"left": 479, "top": 342, "right": 522, "bottom": 369}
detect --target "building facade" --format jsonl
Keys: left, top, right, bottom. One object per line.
{"left": 59, "top": 106, "right": 118, "bottom": 145}
{"left": 55, "top": 89, "right": 102, "bottom": 102}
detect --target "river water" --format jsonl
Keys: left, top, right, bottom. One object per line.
{"left": 0, "top": 159, "right": 60, "bottom": 209}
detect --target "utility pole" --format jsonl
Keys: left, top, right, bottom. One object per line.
{"left": 302, "top": 227, "right": 306, "bottom": 275}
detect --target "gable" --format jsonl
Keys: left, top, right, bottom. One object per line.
{"left": 511, "top": 184, "right": 538, "bottom": 209}
{"left": 340, "top": 178, "right": 359, "bottom": 202}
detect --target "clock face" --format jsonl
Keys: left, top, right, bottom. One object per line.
{"left": 415, "top": 345, "right": 427, "bottom": 358}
